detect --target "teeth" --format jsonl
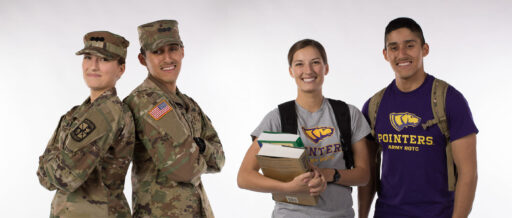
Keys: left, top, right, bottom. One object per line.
{"left": 398, "top": 62, "right": 411, "bottom": 66}
{"left": 162, "top": 65, "right": 176, "bottom": 70}
{"left": 303, "top": 78, "right": 315, "bottom": 82}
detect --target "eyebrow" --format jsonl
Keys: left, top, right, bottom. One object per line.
{"left": 293, "top": 57, "right": 321, "bottom": 63}
{"left": 386, "top": 39, "right": 417, "bottom": 47}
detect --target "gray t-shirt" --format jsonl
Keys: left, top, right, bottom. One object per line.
{"left": 252, "top": 99, "right": 370, "bottom": 218}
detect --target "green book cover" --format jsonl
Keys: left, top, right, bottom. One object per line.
{"left": 257, "top": 131, "right": 304, "bottom": 148}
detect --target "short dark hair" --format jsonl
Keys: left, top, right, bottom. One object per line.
{"left": 287, "top": 39, "right": 328, "bottom": 67}
{"left": 117, "top": 57, "right": 125, "bottom": 65}
{"left": 140, "top": 47, "right": 146, "bottom": 57}
{"left": 384, "top": 17, "right": 425, "bottom": 48}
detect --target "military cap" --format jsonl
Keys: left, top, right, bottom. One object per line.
{"left": 76, "top": 31, "right": 129, "bottom": 60}
{"left": 138, "top": 20, "right": 183, "bottom": 52}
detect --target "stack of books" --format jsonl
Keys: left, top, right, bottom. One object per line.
{"left": 256, "top": 132, "right": 318, "bottom": 206}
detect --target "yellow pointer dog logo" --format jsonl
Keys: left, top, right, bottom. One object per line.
{"left": 302, "top": 127, "right": 335, "bottom": 143}
{"left": 389, "top": 112, "right": 421, "bottom": 131}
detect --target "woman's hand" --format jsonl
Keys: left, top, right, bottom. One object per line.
{"left": 285, "top": 171, "right": 315, "bottom": 193}
{"left": 308, "top": 166, "right": 327, "bottom": 196}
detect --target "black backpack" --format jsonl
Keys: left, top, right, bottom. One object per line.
{"left": 278, "top": 99, "right": 354, "bottom": 169}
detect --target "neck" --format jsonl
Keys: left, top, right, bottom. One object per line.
{"left": 395, "top": 72, "right": 427, "bottom": 92}
{"left": 296, "top": 90, "right": 324, "bottom": 113}
{"left": 90, "top": 89, "right": 105, "bottom": 103}
{"left": 148, "top": 74, "right": 177, "bottom": 94}
{"left": 165, "top": 83, "right": 177, "bottom": 93}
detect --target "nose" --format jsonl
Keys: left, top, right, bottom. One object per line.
{"left": 305, "top": 63, "right": 314, "bottom": 74}
{"left": 398, "top": 46, "right": 408, "bottom": 58}
{"left": 163, "top": 50, "right": 173, "bottom": 62}
{"left": 91, "top": 58, "right": 100, "bottom": 70}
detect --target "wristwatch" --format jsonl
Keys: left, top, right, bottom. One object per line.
{"left": 330, "top": 169, "right": 340, "bottom": 184}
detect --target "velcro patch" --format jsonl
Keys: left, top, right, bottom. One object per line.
{"left": 70, "top": 119, "right": 96, "bottom": 142}
{"left": 149, "top": 100, "right": 173, "bottom": 120}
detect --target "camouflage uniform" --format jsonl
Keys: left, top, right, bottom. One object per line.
{"left": 37, "top": 31, "right": 134, "bottom": 218}
{"left": 125, "top": 20, "right": 225, "bottom": 218}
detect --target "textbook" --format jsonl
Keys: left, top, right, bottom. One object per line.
{"left": 257, "top": 131, "right": 305, "bottom": 148}
{"left": 256, "top": 143, "right": 318, "bottom": 206}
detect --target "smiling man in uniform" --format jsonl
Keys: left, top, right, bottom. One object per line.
{"left": 124, "top": 19, "right": 225, "bottom": 218}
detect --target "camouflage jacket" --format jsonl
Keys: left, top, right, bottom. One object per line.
{"left": 124, "top": 75, "right": 225, "bottom": 218}
{"left": 37, "top": 88, "right": 135, "bottom": 218}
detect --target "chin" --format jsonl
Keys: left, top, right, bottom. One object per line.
{"left": 154, "top": 74, "right": 177, "bottom": 83}
{"left": 161, "top": 78, "right": 177, "bottom": 84}
{"left": 395, "top": 71, "right": 416, "bottom": 80}
{"left": 85, "top": 83, "right": 97, "bottom": 89}
{"left": 300, "top": 88, "right": 321, "bottom": 94}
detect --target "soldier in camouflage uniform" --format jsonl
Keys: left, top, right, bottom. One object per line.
{"left": 37, "top": 31, "right": 135, "bottom": 218}
{"left": 124, "top": 20, "right": 225, "bottom": 218}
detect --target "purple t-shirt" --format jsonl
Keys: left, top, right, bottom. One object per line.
{"left": 362, "top": 74, "right": 478, "bottom": 218}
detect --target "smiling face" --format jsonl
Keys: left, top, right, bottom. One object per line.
{"left": 139, "top": 44, "right": 184, "bottom": 91}
{"left": 289, "top": 46, "right": 329, "bottom": 94}
{"left": 82, "top": 54, "right": 124, "bottom": 92}
{"left": 384, "top": 27, "right": 429, "bottom": 81}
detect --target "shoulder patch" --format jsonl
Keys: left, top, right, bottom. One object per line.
{"left": 149, "top": 100, "right": 173, "bottom": 120}
{"left": 70, "top": 119, "right": 96, "bottom": 142}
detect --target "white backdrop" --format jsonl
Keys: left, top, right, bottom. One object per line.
{"left": 1, "top": 0, "right": 510, "bottom": 217}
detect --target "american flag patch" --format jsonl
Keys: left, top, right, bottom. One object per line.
{"left": 149, "top": 100, "right": 173, "bottom": 120}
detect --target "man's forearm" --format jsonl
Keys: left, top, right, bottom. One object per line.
{"left": 452, "top": 172, "right": 477, "bottom": 218}
{"left": 451, "top": 134, "right": 478, "bottom": 218}
{"left": 358, "top": 184, "right": 376, "bottom": 218}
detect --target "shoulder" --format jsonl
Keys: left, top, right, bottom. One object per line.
{"left": 256, "top": 107, "right": 281, "bottom": 125}
{"left": 108, "top": 97, "right": 134, "bottom": 125}
{"left": 360, "top": 81, "right": 393, "bottom": 116}
{"left": 84, "top": 96, "right": 126, "bottom": 131}
{"left": 103, "top": 96, "right": 124, "bottom": 114}
{"left": 432, "top": 77, "right": 470, "bottom": 109}
{"left": 446, "top": 84, "right": 466, "bottom": 102}
{"left": 181, "top": 93, "right": 195, "bottom": 103}
{"left": 264, "top": 107, "right": 280, "bottom": 122}
{"left": 181, "top": 93, "right": 202, "bottom": 109}
{"left": 439, "top": 80, "right": 479, "bottom": 140}
{"left": 346, "top": 103, "right": 363, "bottom": 116}
{"left": 124, "top": 87, "right": 166, "bottom": 114}
{"left": 326, "top": 99, "right": 362, "bottom": 116}
{"left": 327, "top": 100, "right": 366, "bottom": 123}
{"left": 124, "top": 79, "right": 162, "bottom": 104}
{"left": 251, "top": 107, "right": 280, "bottom": 137}
{"left": 361, "top": 99, "right": 370, "bottom": 117}
{"left": 443, "top": 81, "right": 474, "bottom": 115}
{"left": 64, "top": 105, "right": 80, "bottom": 117}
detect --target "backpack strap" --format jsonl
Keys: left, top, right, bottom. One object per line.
{"left": 277, "top": 99, "right": 354, "bottom": 169}
{"left": 327, "top": 99, "right": 353, "bottom": 169}
{"left": 368, "top": 87, "right": 386, "bottom": 192}
{"left": 368, "top": 88, "right": 386, "bottom": 137}
{"left": 421, "top": 78, "right": 449, "bottom": 136}
{"left": 278, "top": 100, "right": 298, "bottom": 134}
{"left": 421, "top": 78, "right": 456, "bottom": 191}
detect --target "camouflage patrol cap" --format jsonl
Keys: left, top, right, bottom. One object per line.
{"left": 138, "top": 20, "right": 183, "bottom": 52}
{"left": 76, "top": 31, "right": 129, "bottom": 60}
